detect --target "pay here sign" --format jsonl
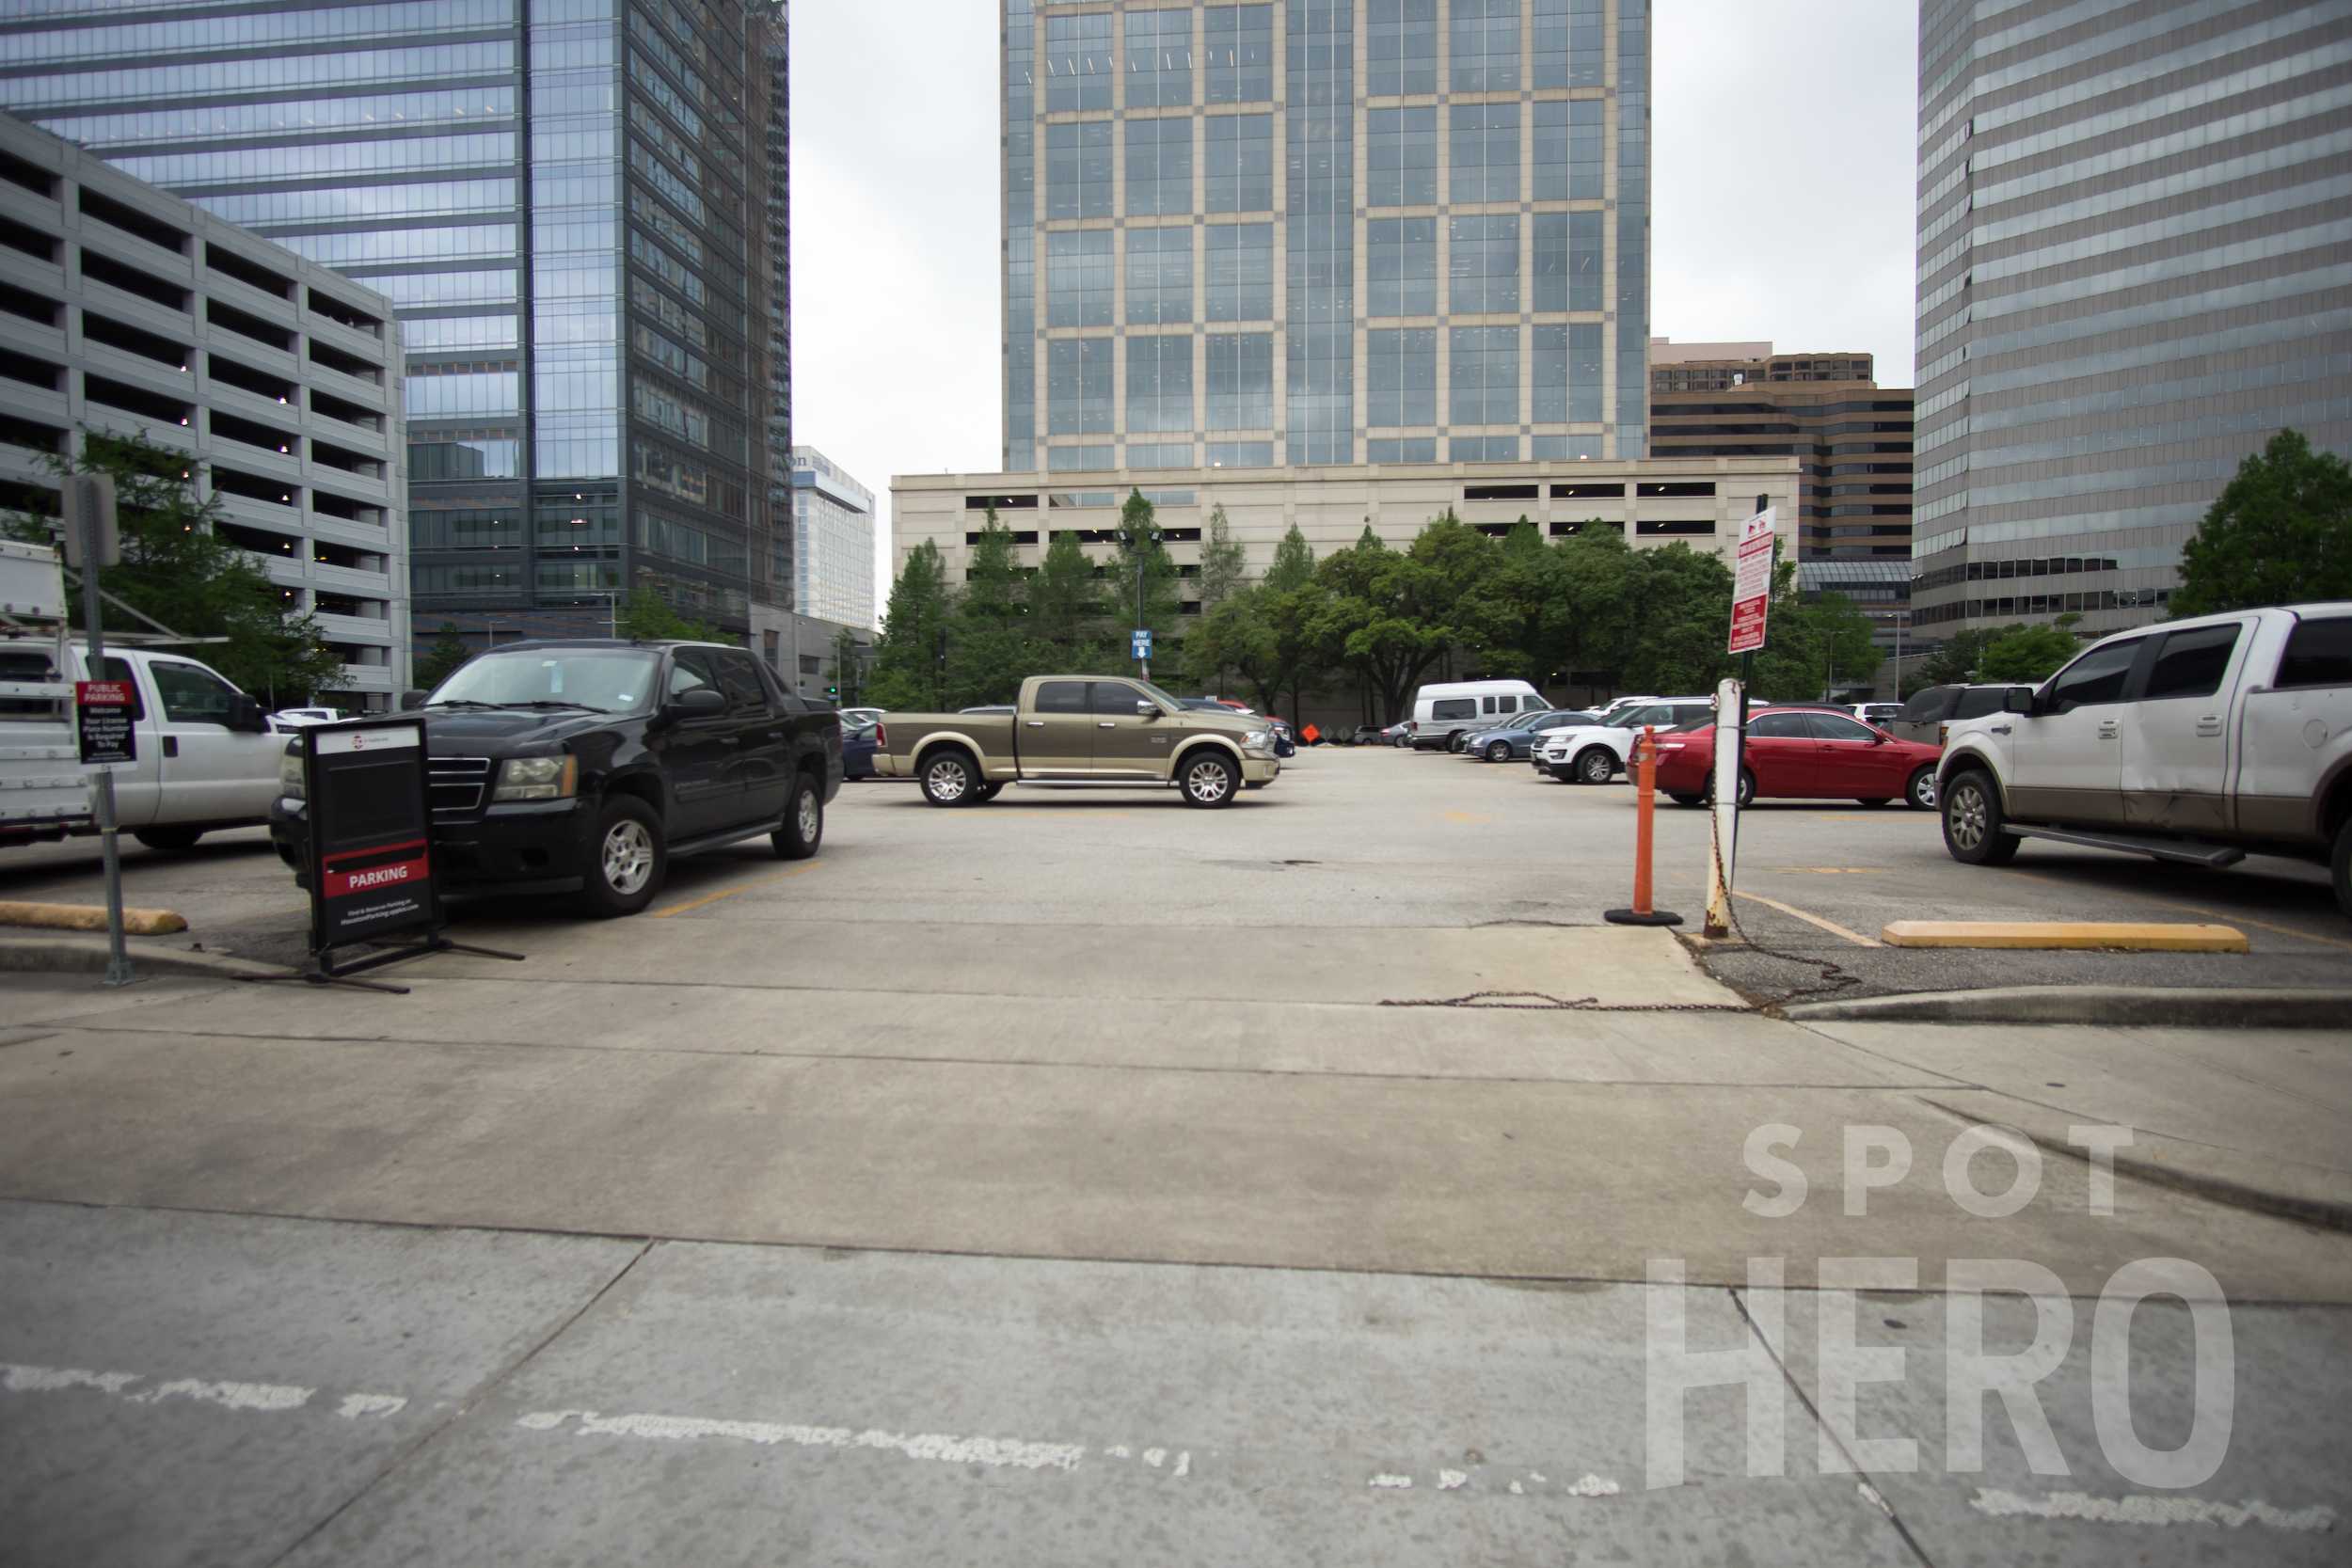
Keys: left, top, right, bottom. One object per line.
{"left": 1728, "top": 507, "right": 1777, "bottom": 655}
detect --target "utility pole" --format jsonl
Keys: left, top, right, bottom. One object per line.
{"left": 1120, "top": 524, "right": 1160, "bottom": 680}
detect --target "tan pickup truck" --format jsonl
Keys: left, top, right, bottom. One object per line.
{"left": 873, "top": 674, "right": 1280, "bottom": 808}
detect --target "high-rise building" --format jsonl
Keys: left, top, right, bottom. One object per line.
{"left": 0, "top": 0, "right": 791, "bottom": 655}
{"left": 0, "top": 114, "right": 409, "bottom": 705}
{"left": 1910, "top": 0, "right": 2352, "bottom": 637}
{"left": 1001, "top": 0, "right": 1651, "bottom": 475}
{"left": 1646, "top": 340, "right": 1914, "bottom": 562}
{"left": 787, "top": 446, "right": 874, "bottom": 629}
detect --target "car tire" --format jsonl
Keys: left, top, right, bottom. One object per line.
{"left": 1392, "top": 734, "right": 1410, "bottom": 749}
{"left": 1180, "top": 749, "right": 1239, "bottom": 808}
{"left": 1486, "top": 739, "right": 1511, "bottom": 763}
{"left": 1668, "top": 792, "right": 1706, "bottom": 809}
{"left": 1575, "top": 747, "right": 1615, "bottom": 785}
{"left": 1856, "top": 798, "right": 1891, "bottom": 808}
{"left": 771, "top": 771, "right": 821, "bottom": 860}
{"left": 580, "top": 795, "right": 665, "bottom": 918}
{"left": 919, "top": 747, "right": 979, "bottom": 807}
{"left": 1446, "top": 731, "right": 1466, "bottom": 753}
{"left": 2331, "top": 815, "right": 2350, "bottom": 921}
{"left": 1905, "top": 765, "right": 1938, "bottom": 812}
{"left": 974, "top": 782, "right": 1004, "bottom": 802}
{"left": 1942, "top": 768, "right": 2020, "bottom": 866}
{"left": 133, "top": 827, "right": 203, "bottom": 851}
{"left": 1704, "top": 769, "right": 1756, "bottom": 809}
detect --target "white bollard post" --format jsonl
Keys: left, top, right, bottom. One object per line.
{"left": 1705, "top": 676, "right": 1742, "bottom": 938}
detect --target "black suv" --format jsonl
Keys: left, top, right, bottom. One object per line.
{"left": 270, "top": 639, "right": 842, "bottom": 917}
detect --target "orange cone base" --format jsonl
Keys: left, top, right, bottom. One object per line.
{"left": 1604, "top": 908, "right": 1685, "bottom": 927}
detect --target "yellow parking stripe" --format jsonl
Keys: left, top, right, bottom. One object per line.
{"left": 1881, "top": 920, "right": 2248, "bottom": 952}
{"left": 652, "top": 862, "right": 821, "bottom": 919}
{"left": 1733, "top": 890, "right": 1883, "bottom": 947}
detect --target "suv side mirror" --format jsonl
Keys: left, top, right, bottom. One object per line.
{"left": 226, "top": 694, "right": 267, "bottom": 733}
{"left": 1136, "top": 699, "right": 1159, "bottom": 719}
{"left": 399, "top": 689, "right": 428, "bottom": 711}
{"left": 669, "top": 686, "right": 727, "bottom": 716}
{"left": 2003, "top": 686, "right": 2037, "bottom": 716}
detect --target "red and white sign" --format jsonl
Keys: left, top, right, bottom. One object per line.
{"left": 315, "top": 723, "right": 420, "bottom": 756}
{"left": 1727, "top": 507, "right": 1777, "bottom": 655}
{"left": 322, "top": 839, "right": 430, "bottom": 901}
{"left": 73, "top": 679, "right": 137, "bottom": 769}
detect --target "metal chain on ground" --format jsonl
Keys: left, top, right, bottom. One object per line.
{"left": 1702, "top": 787, "right": 1861, "bottom": 1006}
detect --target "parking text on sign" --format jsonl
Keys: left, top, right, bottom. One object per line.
{"left": 1728, "top": 509, "right": 1776, "bottom": 656}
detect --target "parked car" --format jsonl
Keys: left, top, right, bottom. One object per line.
{"left": 1653, "top": 707, "right": 1942, "bottom": 810}
{"left": 871, "top": 674, "right": 1279, "bottom": 807}
{"left": 1462, "top": 709, "right": 1603, "bottom": 762}
{"left": 1887, "top": 683, "right": 2014, "bottom": 747}
{"left": 271, "top": 706, "right": 343, "bottom": 729}
{"left": 1936, "top": 605, "right": 2352, "bottom": 916}
{"left": 1850, "top": 702, "right": 1904, "bottom": 728}
{"left": 838, "top": 705, "right": 884, "bottom": 728}
{"left": 1535, "top": 699, "right": 1717, "bottom": 783}
{"left": 1406, "top": 679, "right": 1551, "bottom": 752}
{"left": 842, "top": 721, "right": 881, "bottom": 781}
{"left": 2, "top": 543, "right": 283, "bottom": 852}
{"left": 268, "top": 639, "right": 841, "bottom": 917}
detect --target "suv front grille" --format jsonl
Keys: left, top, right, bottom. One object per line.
{"left": 429, "top": 756, "right": 492, "bottom": 817}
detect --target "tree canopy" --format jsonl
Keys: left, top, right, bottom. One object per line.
{"left": 2172, "top": 429, "right": 2352, "bottom": 617}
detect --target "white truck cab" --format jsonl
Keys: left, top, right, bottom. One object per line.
{"left": 1937, "top": 603, "right": 2352, "bottom": 916}
{"left": 1, "top": 540, "right": 283, "bottom": 851}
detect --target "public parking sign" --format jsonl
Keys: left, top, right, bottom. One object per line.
{"left": 1132, "top": 628, "right": 1152, "bottom": 660}
{"left": 1728, "top": 508, "right": 1777, "bottom": 655}
{"left": 304, "top": 721, "right": 437, "bottom": 951}
{"left": 73, "top": 679, "right": 136, "bottom": 769}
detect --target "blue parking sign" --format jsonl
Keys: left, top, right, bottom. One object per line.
{"left": 1131, "top": 628, "right": 1152, "bottom": 659}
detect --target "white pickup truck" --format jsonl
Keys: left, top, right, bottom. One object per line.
{"left": 1936, "top": 603, "right": 2352, "bottom": 917}
{"left": 1, "top": 540, "right": 282, "bottom": 851}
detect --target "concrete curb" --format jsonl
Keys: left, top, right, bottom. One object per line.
{"left": 0, "top": 900, "right": 188, "bottom": 935}
{"left": 0, "top": 936, "right": 286, "bottom": 982}
{"left": 1783, "top": 984, "right": 2352, "bottom": 1029}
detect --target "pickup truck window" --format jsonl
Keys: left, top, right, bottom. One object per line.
{"left": 1088, "top": 681, "right": 1146, "bottom": 715}
{"left": 2047, "top": 638, "right": 2142, "bottom": 713}
{"left": 151, "top": 660, "right": 237, "bottom": 724}
{"left": 711, "top": 648, "right": 771, "bottom": 712}
{"left": 668, "top": 649, "right": 723, "bottom": 701}
{"left": 90, "top": 656, "right": 147, "bottom": 721}
{"left": 2142, "top": 623, "right": 2241, "bottom": 701}
{"left": 1952, "top": 688, "right": 2008, "bottom": 721}
{"left": 437, "top": 649, "right": 658, "bottom": 712}
{"left": 2276, "top": 617, "right": 2352, "bottom": 689}
{"left": 1036, "top": 680, "right": 1088, "bottom": 713}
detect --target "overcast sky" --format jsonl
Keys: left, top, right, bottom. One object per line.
{"left": 787, "top": 1, "right": 1921, "bottom": 614}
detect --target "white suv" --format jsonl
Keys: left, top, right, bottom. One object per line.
{"left": 1536, "top": 699, "right": 1715, "bottom": 784}
{"left": 1937, "top": 604, "right": 2352, "bottom": 917}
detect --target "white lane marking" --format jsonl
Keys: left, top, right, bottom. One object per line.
{"left": 4, "top": 1361, "right": 412, "bottom": 1420}
{"left": 1105, "top": 1444, "right": 1131, "bottom": 1459}
{"left": 1563, "top": 1473, "right": 1623, "bottom": 1497}
{"left": 1859, "top": 1481, "right": 1894, "bottom": 1517}
{"left": 1172, "top": 1450, "right": 1191, "bottom": 1479}
{"left": 516, "top": 1408, "right": 1084, "bottom": 1472}
{"left": 1143, "top": 1447, "right": 1166, "bottom": 1467}
{"left": 1438, "top": 1469, "right": 1468, "bottom": 1491}
{"left": 1971, "top": 1489, "right": 2337, "bottom": 1532}
{"left": 1368, "top": 1474, "right": 1414, "bottom": 1489}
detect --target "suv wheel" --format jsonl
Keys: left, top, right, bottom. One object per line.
{"left": 772, "top": 771, "right": 822, "bottom": 860}
{"left": 1575, "top": 747, "right": 1615, "bottom": 785}
{"left": 581, "top": 796, "right": 665, "bottom": 917}
{"left": 1942, "top": 768, "right": 2020, "bottom": 866}
{"left": 1485, "top": 739, "right": 1511, "bottom": 763}
{"left": 1180, "top": 750, "right": 1238, "bottom": 808}
{"left": 1906, "top": 765, "right": 1938, "bottom": 812}
{"left": 920, "top": 747, "right": 978, "bottom": 806}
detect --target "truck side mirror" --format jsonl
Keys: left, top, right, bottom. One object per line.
{"left": 1136, "top": 699, "right": 1159, "bottom": 719}
{"left": 226, "top": 694, "right": 267, "bottom": 733}
{"left": 399, "top": 689, "right": 428, "bottom": 711}
{"left": 2003, "top": 687, "right": 2036, "bottom": 716}
{"left": 669, "top": 686, "right": 727, "bottom": 716}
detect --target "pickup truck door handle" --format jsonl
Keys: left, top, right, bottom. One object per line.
{"left": 1096, "top": 721, "right": 1117, "bottom": 729}
{"left": 1989, "top": 725, "right": 2010, "bottom": 736}
{"left": 1024, "top": 720, "right": 1045, "bottom": 728}
{"left": 163, "top": 736, "right": 179, "bottom": 758}
{"left": 2195, "top": 716, "right": 2223, "bottom": 736}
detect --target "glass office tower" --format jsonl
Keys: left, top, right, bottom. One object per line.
{"left": 1911, "top": 0, "right": 2352, "bottom": 637}
{"left": 0, "top": 0, "right": 791, "bottom": 645}
{"left": 1002, "top": 0, "right": 1650, "bottom": 473}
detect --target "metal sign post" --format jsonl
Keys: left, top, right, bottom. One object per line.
{"left": 1132, "top": 626, "right": 1152, "bottom": 678}
{"left": 64, "top": 474, "right": 133, "bottom": 987}
{"left": 1707, "top": 505, "right": 1778, "bottom": 939}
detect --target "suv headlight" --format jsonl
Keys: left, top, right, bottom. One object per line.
{"left": 494, "top": 754, "right": 578, "bottom": 801}
{"left": 278, "top": 748, "right": 305, "bottom": 800}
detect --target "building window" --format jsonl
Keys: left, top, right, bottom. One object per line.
{"left": 1448, "top": 215, "right": 1518, "bottom": 314}
{"left": 1206, "top": 439, "right": 1273, "bottom": 467}
{"left": 1124, "top": 8, "right": 1192, "bottom": 108}
{"left": 1533, "top": 324, "right": 1606, "bottom": 424}
{"left": 1046, "top": 229, "right": 1114, "bottom": 327}
{"left": 1125, "top": 116, "right": 1193, "bottom": 217}
{"left": 1366, "top": 106, "right": 1438, "bottom": 206}
{"left": 1367, "top": 0, "right": 1438, "bottom": 96}
{"left": 1450, "top": 326, "right": 1518, "bottom": 426}
{"left": 1367, "top": 436, "right": 1439, "bottom": 463}
{"left": 1448, "top": 102, "right": 1518, "bottom": 204}
{"left": 1126, "top": 333, "right": 1194, "bottom": 436}
{"left": 1206, "top": 332, "right": 1274, "bottom": 429}
{"left": 1367, "top": 327, "right": 1437, "bottom": 427}
{"left": 1044, "top": 120, "right": 1112, "bottom": 220}
{"left": 1450, "top": 0, "right": 1521, "bottom": 92}
{"left": 1043, "top": 12, "right": 1112, "bottom": 112}
{"left": 1452, "top": 436, "right": 1519, "bottom": 461}
{"left": 1367, "top": 217, "right": 1438, "bottom": 316}
{"left": 1532, "top": 212, "right": 1603, "bottom": 312}
{"left": 1203, "top": 113, "right": 1274, "bottom": 212}
{"left": 1203, "top": 4, "right": 1275, "bottom": 103}
{"left": 1126, "top": 227, "right": 1194, "bottom": 326}
{"left": 1203, "top": 221, "right": 1274, "bottom": 320}
{"left": 1046, "top": 338, "right": 1113, "bottom": 435}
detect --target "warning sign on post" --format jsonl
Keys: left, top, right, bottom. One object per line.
{"left": 74, "top": 680, "right": 136, "bottom": 769}
{"left": 1728, "top": 508, "right": 1777, "bottom": 655}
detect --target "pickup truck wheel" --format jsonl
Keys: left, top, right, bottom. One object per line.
{"left": 1942, "top": 768, "right": 2019, "bottom": 866}
{"left": 2332, "top": 816, "right": 2351, "bottom": 920}
{"left": 920, "top": 748, "right": 978, "bottom": 807}
{"left": 1906, "top": 765, "right": 1939, "bottom": 812}
{"left": 1180, "top": 751, "right": 1238, "bottom": 808}
{"left": 581, "top": 797, "right": 665, "bottom": 917}
{"left": 1575, "top": 747, "right": 1616, "bottom": 785}
{"left": 974, "top": 782, "right": 1004, "bottom": 802}
{"left": 771, "top": 772, "right": 821, "bottom": 860}
{"left": 133, "top": 827, "right": 203, "bottom": 851}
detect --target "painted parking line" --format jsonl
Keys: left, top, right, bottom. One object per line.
{"left": 1731, "top": 890, "right": 1883, "bottom": 948}
{"left": 652, "top": 862, "right": 822, "bottom": 920}
{"left": 2006, "top": 869, "right": 2352, "bottom": 954}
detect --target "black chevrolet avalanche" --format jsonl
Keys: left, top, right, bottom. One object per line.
{"left": 271, "top": 639, "right": 842, "bottom": 917}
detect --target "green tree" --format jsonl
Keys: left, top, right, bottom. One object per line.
{"left": 1110, "top": 489, "right": 1183, "bottom": 646}
{"left": 866, "top": 540, "right": 952, "bottom": 710}
{"left": 615, "top": 592, "right": 720, "bottom": 642}
{"left": 1751, "top": 563, "right": 1883, "bottom": 700}
{"left": 1314, "top": 525, "right": 1452, "bottom": 722}
{"left": 1549, "top": 530, "right": 1637, "bottom": 703}
{"left": 1609, "top": 544, "right": 1735, "bottom": 696}
{"left": 1978, "top": 623, "right": 2082, "bottom": 683}
{"left": 415, "top": 622, "right": 472, "bottom": 690}
{"left": 1031, "top": 528, "right": 1109, "bottom": 669}
{"left": 1910, "top": 624, "right": 2014, "bottom": 689}
{"left": 943, "top": 515, "right": 1038, "bottom": 706}
{"left": 2172, "top": 429, "right": 2352, "bottom": 616}
{"left": 5, "top": 433, "right": 347, "bottom": 705}
{"left": 1198, "top": 502, "right": 1248, "bottom": 610}
{"left": 1263, "top": 521, "right": 1316, "bottom": 592}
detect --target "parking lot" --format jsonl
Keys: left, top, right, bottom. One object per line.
{"left": 5, "top": 741, "right": 2345, "bottom": 1000}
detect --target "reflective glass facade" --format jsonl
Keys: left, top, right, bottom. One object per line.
{"left": 788, "top": 446, "right": 874, "bottom": 628}
{"left": 1006, "top": 0, "right": 1648, "bottom": 471}
{"left": 0, "top": 0, "right": 792, "bottom": 643}
{"left": 1911, "top": 0, "right": 2352, "bottom": 636}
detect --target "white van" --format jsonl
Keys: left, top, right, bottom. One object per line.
{"left": 1406, "top": 679, "right": 1549, "bottom": 752}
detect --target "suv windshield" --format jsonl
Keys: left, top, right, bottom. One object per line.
{"left": 429, "top": 649, "right": 660, "bottom": 714}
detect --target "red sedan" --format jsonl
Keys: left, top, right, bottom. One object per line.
{"left": 1649, "top": 707, "right": 1943, "bottom": 811}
